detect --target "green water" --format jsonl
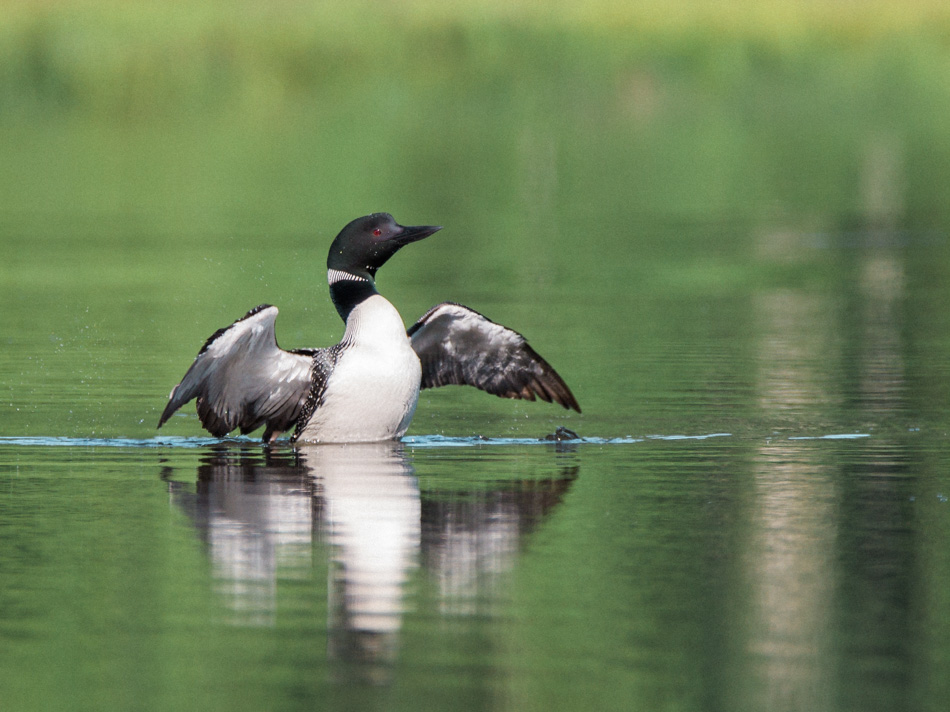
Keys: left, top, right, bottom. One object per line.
{"left": 3, "top": 435, "right": 948, "bottom": 711}
{"left": 3, "top": 12, "right": 950, "bottom": 712}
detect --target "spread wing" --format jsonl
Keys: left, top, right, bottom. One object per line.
{"left": 157, "top": 305, "right": 317, "bottom": 440}
{"left": 408, "top": 302, "right": 581, "bottom": 412}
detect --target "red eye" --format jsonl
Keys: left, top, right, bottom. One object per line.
{"left": 372, "top": 228, "right": 382, "bottom": 237}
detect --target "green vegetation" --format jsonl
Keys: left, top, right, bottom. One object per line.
{"left": 3, "top": 0, "right": 950, "bottom": 122}
{"left": 3, "top": 0, "right": 950, "bottom": 229}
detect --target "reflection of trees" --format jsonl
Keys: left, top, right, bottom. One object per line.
{"left": 162, "top": 442, "right": 577, "bottom": 683}
{"left": 747, "top": 151, "right": 913, "bottom": 709}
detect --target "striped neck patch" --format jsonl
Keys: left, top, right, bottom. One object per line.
{"left": 327, "top": 269, "right": 369, "bottom": 285}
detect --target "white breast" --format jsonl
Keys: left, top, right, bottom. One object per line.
{"left": 297, "top": 295, "right": 422, "bottom": 443}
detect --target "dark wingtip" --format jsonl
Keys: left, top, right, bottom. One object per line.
{"left": 554, "top": 384, "right": 581, "bottom": 413}
{"left": 551, "top": 386, "right": 579, "bottom": 412}
{"left": 532, "top": 351, "right": 581, "bottom": 413}
{"left": 555, "top": 377, "right": 581, "bottom": 413}
{"left": 157, "top": 388, "right": 179, "bottom": 429}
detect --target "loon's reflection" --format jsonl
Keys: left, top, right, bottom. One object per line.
{"left": 308, "top": 443, "right": 420, "bottom": 672}
{"left": 168, "top": 444, "right": 317, "bottom": 627}
{"left": 164, "top": 442, "right": 577, "bottom": 678}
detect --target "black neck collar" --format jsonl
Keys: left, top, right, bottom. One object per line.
{"left": 328, "top": 270, "right": 378, "bottom": 322}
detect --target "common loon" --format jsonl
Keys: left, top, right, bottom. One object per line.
{"left": 157, "top": 213, "right": 580, "bottom": 443}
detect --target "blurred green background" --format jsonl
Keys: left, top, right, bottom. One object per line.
{"left": 4, "top": 0, "right": 950, "bottom": 228}
{"left": 2, "top": 0, "right": 950, "bottom": 438}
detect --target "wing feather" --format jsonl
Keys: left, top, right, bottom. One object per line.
{"left": 158, "top": 305, "right": 316, "bottom": 439}
{"left": 408, "top": 303, "right": 581, "bottom": 412}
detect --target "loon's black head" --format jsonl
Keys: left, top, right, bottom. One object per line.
{"left": 327, "top": 213, "right": 441, "bottom": 281}
{"left": 326, "top": 213, "right": 441, "bottom": 322}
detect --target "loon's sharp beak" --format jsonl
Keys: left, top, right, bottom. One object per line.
{"left": 395, "top": 224, "right": 442, "bottom": 245}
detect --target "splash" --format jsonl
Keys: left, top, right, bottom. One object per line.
{"left": 0, "top": 431, "right": 882, "bottom": 450}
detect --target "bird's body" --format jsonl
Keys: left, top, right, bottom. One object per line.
{"left": 297, "top": 294, "right": 421, "bottom": 443}
{"left": 158, "top": 213, "right": 580, "bottom": 444}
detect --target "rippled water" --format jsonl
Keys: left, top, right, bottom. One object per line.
{"left": 3, "top": 422, "right": 950, "bottom": 711}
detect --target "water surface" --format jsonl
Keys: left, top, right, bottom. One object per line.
{"left": 2, "top": 429, "right": 948, "bottom": 711}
